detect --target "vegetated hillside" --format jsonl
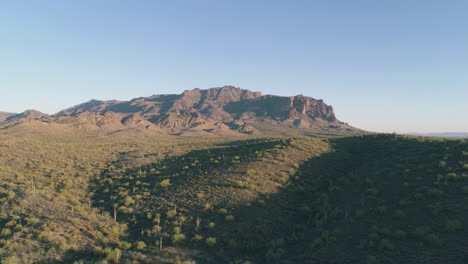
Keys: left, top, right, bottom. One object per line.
{"left": 0, "top": 86, "right": 364, "bottom": 137}
{"left": 1, "top": 132, "right": 467, "bottom": 263}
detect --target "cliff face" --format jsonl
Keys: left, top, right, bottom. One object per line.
{"left": 2, "top": 86, "right": 361, "bottom": 136}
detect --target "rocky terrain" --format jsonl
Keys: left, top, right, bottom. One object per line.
{"left": 0, "top": 86, "right": 363, "bottom": 137}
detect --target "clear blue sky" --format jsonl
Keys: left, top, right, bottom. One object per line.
{"left": 1, "top": 0, "right": 467, "bottom": 133}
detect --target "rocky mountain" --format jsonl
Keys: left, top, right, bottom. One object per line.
{"left": 1, "top": 86, "right": 364, "bottom": 136}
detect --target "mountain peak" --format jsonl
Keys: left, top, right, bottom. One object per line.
{"left": 3, "top": 87, "right": 363, "bottom": 136}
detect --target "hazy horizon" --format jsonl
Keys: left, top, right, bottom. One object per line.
{"left": 1, "top": 1, "right": 467, "bottom": 133}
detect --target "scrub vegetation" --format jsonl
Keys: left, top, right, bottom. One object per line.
{"left": 0, "top": 130, "right": 467, "bottom": 263}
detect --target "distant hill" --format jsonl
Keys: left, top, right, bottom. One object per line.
{"left": 6, "top": 109, "right": 49, "bottom": 121}
{"left": 0, "top": 111, "right": 16, "bottom": 122}
{"left": 0, "top": 86, "right": 366, "bottom": 137}
{"left": 408, "top": 132, "right": 468, "bottom": 138}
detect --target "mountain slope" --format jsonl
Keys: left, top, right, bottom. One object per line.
{"left": 1, "top": 86, "right": 365, "bottom": 137}
{"left": 0, "top": 112, "right": 16, "bottom": 122}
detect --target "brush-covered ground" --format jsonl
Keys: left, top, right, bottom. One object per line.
{"left": 0, "top": 130, "right": 467, "bottom": 264}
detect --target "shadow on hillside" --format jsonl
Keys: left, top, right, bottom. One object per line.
{"left": 207, "top": 134, "right": 468, "bottom": 264}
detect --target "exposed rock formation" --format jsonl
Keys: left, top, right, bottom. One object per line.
{"left": 2, "top": 86, "right": 363, "bottom": 136}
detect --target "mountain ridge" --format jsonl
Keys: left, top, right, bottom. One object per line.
{"left": 1, "top": 86, "right": 364, "bottom": 137}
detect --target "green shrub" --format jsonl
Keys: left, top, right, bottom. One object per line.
{"left": 167, "top": 209, "right": 177, "bottom": 218}
{"left": 446, "top": 219, "right": 462, "bottom": 232}
{"left": 193, "top": 234, "right": 203, "bottom": 242}
{"left": 427, "top": 188, "right": 444, "bottom": 198}
{"left": 159, "top": 179, "right": 171, "bottom": 188}
{"left": 366, "top": 255, "right": 379, "bottom": 264}
{"left": 124, "top": 196, "right": 135, "bottom": 206}
{"left": 414, "top": 226, "right": 431, "bottom": 237}
{"left": 462, "top": 186, "right": 468, "bottom": 195}
{"left": 0, "top": 228, "right": 12, "bottom": 237}
{"left": 426, "top": 233, "right": 442, "bottom": 246}
{"left": 119, "top": 241, "right": 132, "bottom": 250}
{"left": 172, "top": 233, "right": 186, "bottom": 246}
{"left": 205, "top": 237, "right": 216, "bottom": 247}
{"left": 378, "top": 239, "right": 394, "bottom": 251}
{"left": 393, "top": 209, "right": 406, "bottom": 218}
{"left": 134, "top": 241, "right": 146, "bottom": 250}
{"left": 218, "top": 208, "right": 228, "bottom": 215}
{"left": 152, "top": 225, "right": 162, "bottom": 233}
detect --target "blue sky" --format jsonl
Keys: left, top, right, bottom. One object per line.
{"left": 1, "top": 0, "right": 467, "bottom": 133}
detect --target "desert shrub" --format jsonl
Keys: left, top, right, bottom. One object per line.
{"left": 378, "top": 239, "right": 394, "bottom": 251}
{"left": 159, "top": 179, "right": 171, "bottom": 188}
{"left": 134, "top": 241, "right": 146, "bottom": 250}
{"left": 205, "top": 237, "right": 216, "bottom": 247}
{"left": 266, "top": 248, "right": 285, "bottom": 260}
{"left": 447, "top": 173, "right": 458, "bottom": 180}
{"left": 124, "top": 196, "right": 135, "bottom": 206}
{"left": 367, "top": 187, "right": 378, "bottom": 196}
{"left": 393, "top": 209, "right": 406, "bottom": 218}
{"left": 119, "top": 241, "right": 132, "bottom": 250}
{"left": 193, "top": 234, "right": 203, "bottom": 242}
{"left": 167, "top": 209, "right": 177, "bottom": 218}
{"left": 355, "top": 208, "right": 365, "bottom": 218}
{"left": 366, "top": 255, "right": 379, "bottom": 264}
{"left": 414, "top": 226, "right": 431, "bottom": 237}
{"left": 426, "top": 233, "right": 442, "bottom": 246}
{"left": 462, "top": 186, "right": 468, "bottom": 195}
{"left": 427, "top": 188, "right": 444, "bottom": 198}
{"left": 104, "top": 248, "right": 121, "bottom": 263}
{"left": 1, "top": 228, "right": 12, "bottom": 237}
{"left": 246, "top": 169, "right": 256, "bottom": 176}
{"left": 172, "top": 233, "right": 186, "bottom": 246}
{"left": 25, "top": 216, "right": 41, "bottom": 225}
{"left": 375, "top": 206, "right": 387, "bottom": 214}
{"left": 218, "top": 208, "right": 228, "bottom": 215}
{"left": 152, "top": 225, "right": 162, "bottom": 233}
{"left": 446, "top": 219, "right": 462, "bottom": 232}
{"left": 118, "top": 206, "right": 134, "bottom": 214}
